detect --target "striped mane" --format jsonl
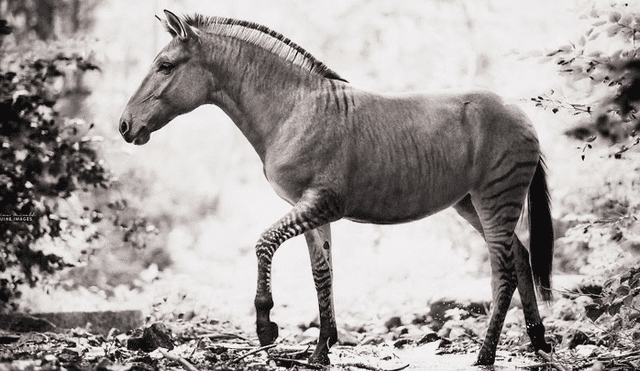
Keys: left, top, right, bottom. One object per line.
{"left": 174, "top": 13, "right": 347, "bottom": 82}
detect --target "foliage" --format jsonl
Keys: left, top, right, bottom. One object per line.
{"left": 536, "top": 1, "right": 640, "bottom": 285}
{"left": 1, "top": 0, "right": 101, "bottom": 42}
{"left": 529, "top": 2, "right": 640, "bottom": 146}
{"left": 0, "top": 50, "right": 110, "bottom": 310}
{"left": 0, "top": 36, "right": 160, "bottom": 311}
{"left": 583, "top": 267, "right": 640, "bottom": 347}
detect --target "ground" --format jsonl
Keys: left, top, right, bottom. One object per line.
{"left": 2, "top": 277, "right": 640, "bottom": 371}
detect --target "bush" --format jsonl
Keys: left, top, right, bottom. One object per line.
{"left": 0, "top": 50, "right": 111, "bottom": 310}
{"left": 529, "top": 3, "right": 640, "bottom": 148}
{"left": 0, "top": 35, "right": 163, "bottom": 310}
{"left": 528, "top": 2, "right": 640, "bottom": 341}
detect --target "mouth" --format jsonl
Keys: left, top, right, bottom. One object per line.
{"left": 132, "top": 127, "right": 151, "bottom": 145}
{"left": 123, "top": 126, "right": 151, "bottom": 145}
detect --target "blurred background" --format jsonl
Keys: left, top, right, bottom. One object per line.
{"left": 2, "top": 0, "right": 640, "bottom": 337}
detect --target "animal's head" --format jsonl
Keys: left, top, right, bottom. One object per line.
{"left": 119, "top": 10, "right": 212, "bottom": 145}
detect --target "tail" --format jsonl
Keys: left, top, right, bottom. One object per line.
{"left": 528, "top": 157, "right": 554, "bottom": 302}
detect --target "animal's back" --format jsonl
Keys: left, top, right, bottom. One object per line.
{"left": 339, "top": 89, "right": 540, "bottom": 224}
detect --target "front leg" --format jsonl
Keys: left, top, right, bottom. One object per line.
{"left": 254, "top": 189, "right": 344, "bottom": 347}
{"left": 304, "top": 224, "right": 337, "bottom": 365}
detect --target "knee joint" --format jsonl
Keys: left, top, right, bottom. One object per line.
{"left": 254, "top": 296, "right": 274, "bottom": 311}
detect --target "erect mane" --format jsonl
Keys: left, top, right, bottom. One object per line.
{"left": 176, "top": 13, "right": 347, "bottom": 83}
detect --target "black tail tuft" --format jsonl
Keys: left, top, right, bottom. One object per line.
{"left": 528, "top": 157, "right": 554, "bottom": 302}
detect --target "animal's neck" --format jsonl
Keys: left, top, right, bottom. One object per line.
{"left": 204, "top": 35, "right": 324, "bottom": 161}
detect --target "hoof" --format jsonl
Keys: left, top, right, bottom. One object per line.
{"left": 308, "top": 352, "right": 330, "bottom": 366}
{"left": 474, "top": 353, "right": 495, "bottom": 366}
{"left": 535, "top": 340, "right": 552, "bottom": 353}
{"left": 527, "top": 322, "right": 552, "bottom": 353}
{"left": 257, "top": 321, "right": 278, "bottom": 346}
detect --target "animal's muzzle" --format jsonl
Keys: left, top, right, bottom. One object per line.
{"left": 119, "top": 119, "right": 151, "bottom": 145}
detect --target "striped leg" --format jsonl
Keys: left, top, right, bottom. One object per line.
{"left": 254, "top": 189, "right": 343, "bottom": 348}
{"left": 476, "top": 233, "right": 518, "bottom": 365}
{"left": 304, "top": 224, "right": 337, "bottom": 365}
{"left": 454, "top": 194, "right": 550, "bottom": 355}
{"left": 513, "top": 237, "right": 551, "bottom": 353}
{"left": 473, "top": 167, "right": 535, "bottom": 365}
{"left": 455, "top": 194, "right": 519, "bottom": 365}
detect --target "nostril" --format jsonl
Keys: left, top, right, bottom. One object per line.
{"left": 120, "top": 120, "right": 129, "bottom": 135}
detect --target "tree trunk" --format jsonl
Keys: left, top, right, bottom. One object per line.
{"left": 34, "top": 0, "right": 56, "bottom": 40}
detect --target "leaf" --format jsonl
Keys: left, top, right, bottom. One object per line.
{"left": 577, "top": 35, "right": 587, "bottom": 47}
{"left": 616, "top": 284, "right": 631, "bottom": 296}
{"left": 623, "top": 294, "right": 634, "bottom": 307}
{"left": 608, "top": 300, "right": 623, "bottom": 315}
{"left": 619, "top": 14, "right": 633, "bottom": 27}
{"left": 603, "top": 277, "right": 618, "bottom": 291}
{"left": 612, "top": 315, "right": 623, "bottom": 331}
{"left": 606, "top": 24, "right": 623, "bottom": 37}
{"left": 585, "top": 27, "right": 595, "bottom": 37}
{"left": 585, "top": 303, "right": 605, "bottom": 321}
{"left": 558, "top": 44, "right": 574, "bottom": 53}
{"left": 609, "top": 11, "right": 622, "bottom": 23}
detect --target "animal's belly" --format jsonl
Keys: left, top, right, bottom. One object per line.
{"left": 344, "top": 185, "right": 468, "bottom": 225}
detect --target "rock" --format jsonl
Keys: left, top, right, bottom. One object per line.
{"left": 0, "top": 334, "right": 20, "bottom": 344}
{"left": 562, "top": 329, "right": 593, "bottom": 349}
{"left": 447, "top": 327, "right": 466, "bottom": 341}
{"left": 0, "top": 311, "right": 143, "bottom": 336}
{"left": 95, "top": 357, "right": 114, "bottom": 371}
{"left": 127, "top": 323, "right": 174, "bottom": 352}
{"left": 417, "top": 331, "right": 440, "bottom": 345}
{"left": 575, "top": 344, "right": 599, "bottom": 358}
{"left": 437, "top": 327, "right": 450, "bottom": 339}
{"left": 384, "top": 316, "right": 402, "bottom": 330}
{"left": 393, "top": 338, "right": 412, "bottom": 348}
{"left": 0, "top": 313, "right": 56, "bottom": 333}
{"left": 465, "top": 302, "right": 487, "bottom": 316}
{"left": 587, "top": 360, "right": 605, "bottom": 371}
{"left": 428, "top": 300, "right": 459, "bottom": 331}
{"left": 360, "top": 334, "right": 385, "bottom": 345}
{"left": 35, "top": 310, "right": 143, "bottom": 335}
{"left": 337, "top": 327, "right": 359, "bottom": 345}
{"left": 371, "top": 325, "right": 389, "bottom": 335}
{"left": 297, "top": 327, "right": 320, "bottom": 345}
{"left": 392, "top": 325, "right": 409, "bottom": 338}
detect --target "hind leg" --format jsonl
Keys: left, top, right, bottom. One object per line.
{"left": 455, "top": 195, "right": 550, "bottom": 354}
{"left": 304, "top": 224, "right": 337, "bottom": 365}
{"left": 455, "top": 193, "right": 520, "bottom": 365}
{"left": 476, "top": 234, "right": 518, "bottom": 365}
{"left": 513, "top": 237, "right": 551, "bottom": 352}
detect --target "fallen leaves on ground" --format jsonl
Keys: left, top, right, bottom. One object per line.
{"left": 0, "top": 300, "right": 639, "bottom": 371}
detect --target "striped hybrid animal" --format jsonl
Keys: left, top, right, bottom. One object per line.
{"left": 119, "top": 10, "right": 554, "bottom": 366}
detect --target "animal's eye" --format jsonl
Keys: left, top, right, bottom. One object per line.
{"left": 158, "top": 62, "right": 175, "bottom": 74}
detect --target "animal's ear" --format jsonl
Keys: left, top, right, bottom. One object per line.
{"left": 164, "top": 10, "right": 198, "bottom": 41}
